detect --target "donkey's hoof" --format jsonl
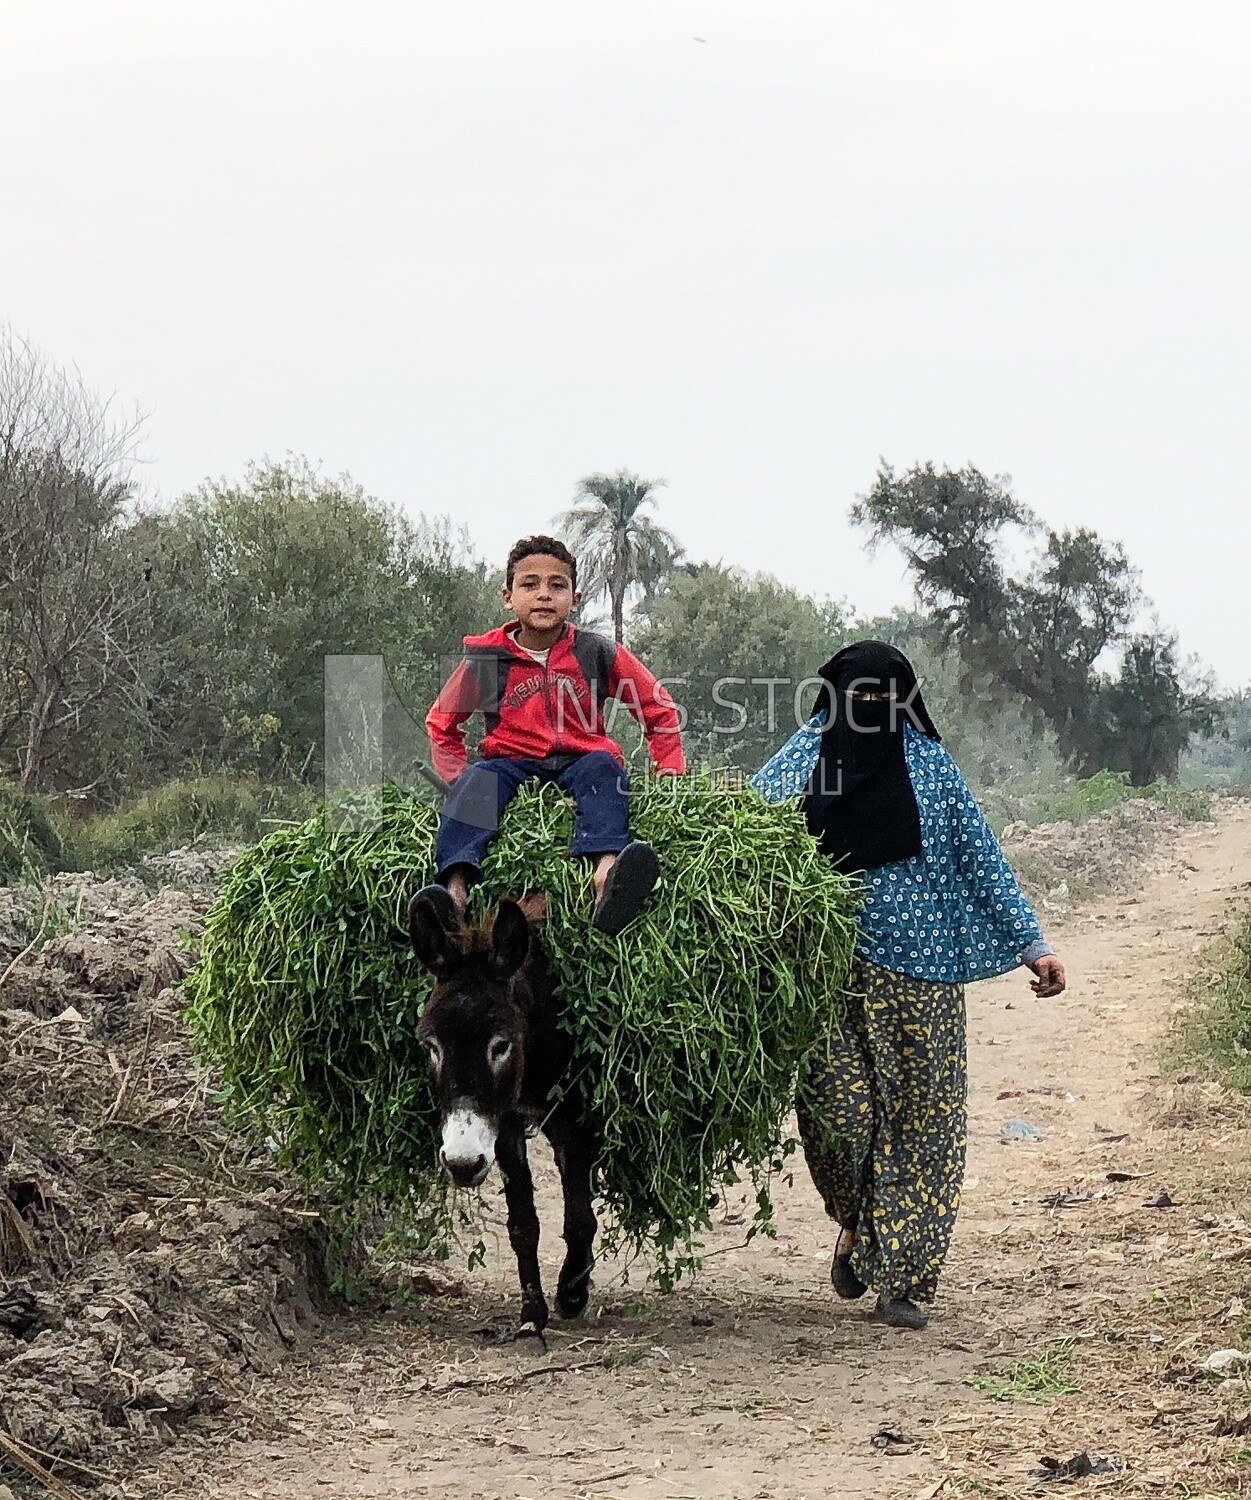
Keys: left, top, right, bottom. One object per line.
{"left": 557, "top": 1264, "right": 593, "bottom": 1319}
{"left": 516, "top": 1290, "right": 549, "bottom": 1339}
{"left": 515, "top": 1317, "right": 548, "bottom": 1348}
{"left": 557, "top": 1284, "right": 590, "bottom": 1319}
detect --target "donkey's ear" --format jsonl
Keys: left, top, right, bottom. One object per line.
{"left": 408, "top": 889, "right": 462, "bottom": 979}
{"left": 489, "top": 899, "right": 530, "bottom": 980}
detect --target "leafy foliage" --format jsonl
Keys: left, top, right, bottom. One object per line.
{"left": 0, "top": 782, "right": 73, "bottom": 883}
{"left": 1107, "top": 630, "right": 1219, "bottom": 785}
{"left": 0, "top": 323, "right": 1237, "bottom": 819}
{"left": 557, "top": 470, "right": 683, "bottom": 642}
{"left": 136, "top": 459, "right": 501, "bottom": 789}
{"left": 1185, "top": 689, "right": 1251, "bottom": 788}
{"left": 852, "top": 608, "right": 1070, "bottom": 798}
{"left": 853, "top": 462, "right": 1215, "bottom": 783}
{"left": 1182, "top": 906, "right": 1251, "bottom": 1094}
{"left": 74, "top": 776, "right": 316, "bottom": 871}
{"left": 185, "top": 778, "right": 860, "bottom": 1284}
{"left": 630, "top": 563, "right": 851, "bottom": 770}
{"left": 1016, "top": 768, "right": 1210, "bottom": 825}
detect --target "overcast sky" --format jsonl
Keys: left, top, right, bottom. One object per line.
{"left": 3, "top": 2, "right": 1248, "bottom": 684}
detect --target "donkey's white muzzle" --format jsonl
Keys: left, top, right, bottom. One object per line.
{"left": 440, "top": 1106, "right": 497, "bottom": 1187}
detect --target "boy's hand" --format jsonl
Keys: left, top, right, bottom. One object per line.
{"left": 1030, "top": 955, "right": 1066, "bottom": 997}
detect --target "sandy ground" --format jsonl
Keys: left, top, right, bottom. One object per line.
{"left": 143, "top": 803, "right": 1251, "bottom": 1500}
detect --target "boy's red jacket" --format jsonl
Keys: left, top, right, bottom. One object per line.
{"left": 426, "top": 623, "right": 686, "bottom": 782}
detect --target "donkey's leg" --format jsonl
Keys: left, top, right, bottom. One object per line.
{"left": 547, "top": 1116, "right": 598, "bottom": 1319}
{"left": 497, "top": 1117, "right": 548, "bottom": 1334}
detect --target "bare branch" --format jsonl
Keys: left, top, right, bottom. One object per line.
{"left": 0, "top": 328, "right": 150, "bottom": 788}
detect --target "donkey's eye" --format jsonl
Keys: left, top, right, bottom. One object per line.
{"left": 426, "top": 1039, "right": 443, "bottom": 1070}
{"left": 487, "top": 1036, "right": 512, "bottom": 1070}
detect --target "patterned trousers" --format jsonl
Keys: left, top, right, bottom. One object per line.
{"left": 796, "top": 957, "right": 968, "bottom": 1304}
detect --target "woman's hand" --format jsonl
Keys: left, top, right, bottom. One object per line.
{"left": 1030, "top": 955, "right": 1066, "bottom": 997}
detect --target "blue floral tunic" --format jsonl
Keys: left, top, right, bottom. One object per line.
{"left": 751, "top": 716, "right": 1049, "bottom": 985}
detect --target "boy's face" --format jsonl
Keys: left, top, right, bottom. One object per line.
{"left": 502, "top": 553, "right": 581, "bottom": 633}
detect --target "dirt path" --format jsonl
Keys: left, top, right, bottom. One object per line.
{"left": 148, "top": 804, "right": 1251, "bottom": 1500}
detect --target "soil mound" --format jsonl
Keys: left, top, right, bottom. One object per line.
{"left": 0, "top": 858, "right": 330, "bottom": 1492}
{"left": 1001, "top": 796, "right": 1193, "bottom": 913}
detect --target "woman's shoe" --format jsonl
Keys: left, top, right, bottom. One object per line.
{"left": 832, "top": 1256, "right": 866, "bottom": 1300}
{"left": 875, "top": 1294, "right": 929, "bottom": 1330}
{"left": 830, "top": 1227, "right": 866, "bottom": 1300}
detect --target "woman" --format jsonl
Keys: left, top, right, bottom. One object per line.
{"left": 751, "top": 641, "right": 1065, "bottom": 1330}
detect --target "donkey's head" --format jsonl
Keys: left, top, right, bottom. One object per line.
{"left": 409, "top": 894, "right": 532, "bottom": 1188}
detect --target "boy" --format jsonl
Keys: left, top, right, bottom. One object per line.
{"left": 416, "top": 535, "right": 685, "bottom": 935}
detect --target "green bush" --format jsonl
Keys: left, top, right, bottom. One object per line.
{"left": 982, "top": 767, "right": 1213, "bottom": 832}
{"left": 0, "top": 782, "right": 73, "bottom": 884}
{"left": 185, "top": 776, "right": 861, "bottom": 1285}
{"left": 76, "top": 776, "right": 317, "bottom": 870}
{"left": 1149, "top": 781, "right": 1214, "bottom": 823}
{"left": 1183, "top": 908, "right": 1251, "bottom": 1094}
{"left": 1043, "top": 769, "right": 1140, "bottom": 822}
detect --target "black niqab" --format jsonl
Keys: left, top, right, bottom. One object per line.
{"left": 801, "top": 641, "right": 941, "bottom": 873}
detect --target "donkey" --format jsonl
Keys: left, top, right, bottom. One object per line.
{"left": 408, "top": 891, "right": 599, "bottom": 1336}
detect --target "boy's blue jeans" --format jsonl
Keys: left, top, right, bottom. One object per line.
{"left": 435, "top": 751, "right": 631, "bottom": 884}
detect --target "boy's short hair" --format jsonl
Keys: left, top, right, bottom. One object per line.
{"left": 505, "top": 535, "right": 578, "bottom": 590}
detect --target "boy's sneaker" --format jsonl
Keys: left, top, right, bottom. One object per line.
{"left": 592, "top": 842, "right": 660, "bottom": 936}
{"left": 409, "top": 883, "right": 462, "bottom": 933}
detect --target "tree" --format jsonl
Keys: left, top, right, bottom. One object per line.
{"left": 630, "top": 563, "right": 851, "bottom": 769}
{"left": 138, "top": 459, "right": 500, "bottom": 788}
{"left": 0, "top": 330, "right": 151, "bottom": 792}
{"left": 851, "top": 462, "right": 1027, "bottom": 644}
{"left": 1185, "top": 688, "right": 1251, "bottom": 786}
{"left": 850, "top": 461, "right": 1207, "bottom": 780}
{"left": 1104, "top": 629, "right": 1217, "bottom": 785}
{"left": 556, "top": 470, "right": 682, "bottom": 642}
{"left": 852, "top": 607, "right": 1069, "bottom": 797}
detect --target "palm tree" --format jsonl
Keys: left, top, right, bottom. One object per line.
{"left": 556, "top": 470, "right": 683, "bottom": 642}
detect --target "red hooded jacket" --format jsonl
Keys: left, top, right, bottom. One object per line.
{"left": 426, "top": 623, "right": 686, "bottom": 782}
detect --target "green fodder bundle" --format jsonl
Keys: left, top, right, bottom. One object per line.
{"left": 185, "top": 775, "right": 860, "bottom": 1281}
